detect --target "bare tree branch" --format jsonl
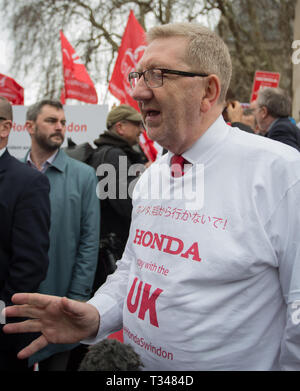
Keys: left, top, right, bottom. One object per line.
{"left": 1, "top": 0, "right": 296, "bottom": 103}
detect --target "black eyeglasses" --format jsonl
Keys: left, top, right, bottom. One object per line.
{"left": 128, "top": 68, "right": 209, "bottom": 89}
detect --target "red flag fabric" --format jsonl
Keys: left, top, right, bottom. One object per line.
{"left": 108, "top": 10, "right": 146, "bottom": 111}
{"left": 139, "top": 130, "right": 158, "bottom": 162}
{"left": 60, "top": 87, "right": 66, "bottom": 105}
{"left": 109, "top": 11, "right": 158, "bottom": 161}
{"left": 60, "top": 30, "right": 98, "bottom": 104}
{"left": 0, "top": 74, "right": 24, "bottom": 105}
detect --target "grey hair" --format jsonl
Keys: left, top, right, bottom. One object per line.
{"left": 257, "top": 88, "right": 291, "bottom": 118}
{"left": 146, "top": 23, "right": 232, "bottom": 103}
{"left": 26, "top": 99, "right": 63, "bottom": 121}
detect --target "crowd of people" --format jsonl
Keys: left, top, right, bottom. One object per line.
{"left": 1, "top": 20, "right": 300, "bottom": 372}
{"left": 224, "top": 88, "right": 300, "bottom": 151}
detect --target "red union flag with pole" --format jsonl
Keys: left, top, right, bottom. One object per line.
{"left": 108, "top": 10, "right": 146, "bottom": 110}
{"left": 60, "top": 30, "right": 98, "bottom": 104}
{"left": 0, "top": 74, "right": 24, "bottom": 105}
{"left": 109, "top": 11, "right": 158, "bottom": 162}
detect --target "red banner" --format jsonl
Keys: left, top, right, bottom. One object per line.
{"left": 60, "top": 30, "right": 98, "bottom": 104}
{"left": 0, "top": 74, "right": 24, "bottom": 105}
{"left": 108, "top": 10, "right": 146, "bottom": 111}
{"left": 250, "top": 71, "right": 280, "bottom": 102}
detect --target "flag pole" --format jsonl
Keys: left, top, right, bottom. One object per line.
{"left": 60, "top": 30, "right": 66, "bottom": 105}
{"left": 102, "top": 84, "right": 110, "bottom": 105}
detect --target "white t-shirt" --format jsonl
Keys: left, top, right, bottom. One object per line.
{"left": 87, "top": 115, "right": 300, "bottom": 370}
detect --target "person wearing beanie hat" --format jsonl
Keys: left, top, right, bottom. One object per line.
{"left": 89, "top": 105, "right": 149, "bottom": 292}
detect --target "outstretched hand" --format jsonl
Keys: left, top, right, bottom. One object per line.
{"left": 3, "top": 293, "right": 100, "bottom": 359}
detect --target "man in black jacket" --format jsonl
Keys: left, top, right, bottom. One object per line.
{"left": 0, "top": 96, "right": 50, "bottom": 370}
{"left": 89, "top": 105, "right": 148, "bottom": 290}
{"left": 252, "top": 87, "right": 300, "bottom": 151}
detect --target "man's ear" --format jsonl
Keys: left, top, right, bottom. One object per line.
{"left": 0, "top": 120, "right": 12, "bottom": 139}
{"left": 25, "top": 120, "right": 35, "bottom": 135}
{"left": 260, "top": 106, "right": 268, "bottom": 119}
{"left": 114, "top": 122, "right": 124, "bottom": 137}
{"left": 200, "top": 75, "right": 221, "bottom": 113}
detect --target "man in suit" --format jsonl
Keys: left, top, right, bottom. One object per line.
{"left": 252, "top": 87, "right": 300, "bottom": 151}
{"left": 0, "top": 96, "right": 50, "bottom": 370}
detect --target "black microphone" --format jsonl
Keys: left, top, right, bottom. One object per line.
{"left": 78, "top": 339, "right": 144, "bottom": 371}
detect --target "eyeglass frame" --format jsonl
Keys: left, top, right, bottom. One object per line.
{"left": 128, "top": 68, "right": 209, "bottom": 89}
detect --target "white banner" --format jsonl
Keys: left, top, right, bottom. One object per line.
{"left": 7, "top": 104, "right": 109, "bottom": 159}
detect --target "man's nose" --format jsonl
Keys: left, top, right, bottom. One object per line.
{"left": 56, "top": 121, "right": 65, "bottom": 131}
{"left": 131, "top": 77, "right": 153, "bottom": 102}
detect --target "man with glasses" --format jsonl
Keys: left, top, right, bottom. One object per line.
{"left": 0, "top": 96, "right": 50, "bottom": 370}
{"left": 252, "top": 87, "right": 300, "bottom": 151}
{"left": 4, "top": 23, "right": 300, "bottom": 371}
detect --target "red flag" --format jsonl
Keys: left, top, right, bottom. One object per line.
{"left": 109, "top": 11, "right": 158, "bottom": 161}
{"left": 108, "top": 10, "right": 146, "bottom": 111}
{"left": 139, "top": 131, "right": 158, "bottom": 162}
{"left": 60, "top": 30, "right": 98, "bottom": 104}
{"left": 0, "top": 74, "right": 24, "bottom": 105}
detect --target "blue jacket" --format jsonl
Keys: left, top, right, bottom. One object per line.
{"left": 24, "top": 149, "right": 100, "bottom": 365}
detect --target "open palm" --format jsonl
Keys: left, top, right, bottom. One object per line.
{"left": 3, "top": 293, "right": 100, "bottom": 359}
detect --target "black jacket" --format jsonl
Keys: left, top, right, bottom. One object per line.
{"left": 90, "top": 131, "right": 147, "bottom": 252}
{"left": 266, "top": 117, "right": 300, "bottom": 152}
{"left": 0, "top": 149, "right": 50, "bottom": 366}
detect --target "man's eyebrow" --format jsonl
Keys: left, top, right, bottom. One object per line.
{"left": 45, "top": 116, "right": 66, "bottom": 122}
{"left": 136, "top": 63, "right": 165, "bottom": 72}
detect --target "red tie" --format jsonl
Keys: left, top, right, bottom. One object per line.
{"left": 170, "top": 155, "right": 189, "bottom": 177}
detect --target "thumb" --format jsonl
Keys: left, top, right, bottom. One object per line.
{"left": 60, "top": 297, "right": 87, "bottom": 317}
{"left": 61, "top": 297, "right": 100, "bottom": 339}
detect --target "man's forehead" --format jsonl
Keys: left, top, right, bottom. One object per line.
{"left": 39, "top": 105, "right": 65, "bottom": 118}
{"left": 137, "top": 37, "right": 188, "bottom": 71}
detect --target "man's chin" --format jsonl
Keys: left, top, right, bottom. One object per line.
{"left": 147, "top": 126, "right": 175, "bottom": 149}
{"left": 52, "top": 141, "right": 63, "bottom": 147}
{"left": 46, "top": 140, "right": 64, "bottom": 151}
{"left": 144, "top": 125, "right": 159, "bottom": 141}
